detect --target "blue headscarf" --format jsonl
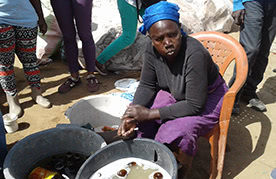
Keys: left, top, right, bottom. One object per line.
{"left": 139, "top": 1, "right": 185, "bottom": 35}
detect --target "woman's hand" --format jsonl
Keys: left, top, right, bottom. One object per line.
{"left": 118, "top": 105, "right": 160, "bottom": 137}
{"left": 117, "top": 117, "right": 137, "bottom": 137}
{"left": 38, "top": 18, "right": 47, "bottom": 35}
{"left": 232, "top": 9, "right": 245, "bottom": 26}
{"left": 122, "top": 104, "right": 151, "bottom": 122}
{"left": 29, "top": 0, "right": 47, "bottom": 35}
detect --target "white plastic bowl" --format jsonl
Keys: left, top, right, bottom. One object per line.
{"left": 65, "top": 95, "right": 131, "bottom": 129}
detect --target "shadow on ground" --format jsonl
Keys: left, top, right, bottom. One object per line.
{"left": 258, "top": 75, "right": 276, "bottom": 105}
{"left": 1, "top": 59, "right": 140, "bottom": 114}
{"left": 32, "top": 60, "right": 140, "bottom": 106}
{"left": 188, "top": 102, "right": 271, "bottom": 179}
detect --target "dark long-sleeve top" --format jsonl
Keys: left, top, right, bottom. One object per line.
{"left": 133, "top": 35, "right": 219, "bottom": 122}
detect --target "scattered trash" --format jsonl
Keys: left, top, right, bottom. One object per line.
{"left": 81, "top": 123, "right": 94, "bottom": 131}
{"left": 3, "top": 113, "right": 18, "bottom": 133}
{"left": 110, "top": 92, "right": 134, "bottom": 102}
{"left": 111, "top": 78, "right": 139, "bottom": 101}
{"left": 37, "top": 57, "right": 53, "bottom": 66}
{"left": 114, "top": 78, "right": 138, "bottom": 91}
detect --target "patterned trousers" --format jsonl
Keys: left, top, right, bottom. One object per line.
{"left": 0, "top": 24, "right": 40, "bottom": 96}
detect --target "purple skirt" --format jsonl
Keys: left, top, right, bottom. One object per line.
{"left": 136, "top": 75, "right": 228, "bottom": 156}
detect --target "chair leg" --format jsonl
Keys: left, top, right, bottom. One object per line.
{"left": 209, "top": 133, "right": 219, "bottom": 179}
{"left": 216, "top": 137, "right": 227, "bottom": 179}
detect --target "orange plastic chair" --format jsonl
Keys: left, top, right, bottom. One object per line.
{"left": 190, "top": 31, "right": 248, "bottom": 179}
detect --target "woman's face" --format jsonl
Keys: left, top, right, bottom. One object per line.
{"left": 149, "top": 20, "right": 182, "bottom": 62}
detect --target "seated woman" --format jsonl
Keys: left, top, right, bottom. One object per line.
{"left": 117, "top": 1, "right": 228, "bottom": 177}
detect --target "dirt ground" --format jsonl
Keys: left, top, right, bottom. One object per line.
{"left": 1, "top": 32, "right": 276, "bottom": 179}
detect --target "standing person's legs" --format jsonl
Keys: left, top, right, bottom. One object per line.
{"left": 73, "top": 0, "right": 99, "bottom": 92}
{"left": 15, "top": 26, "right": 51, "bottom": 108}
{"left": 73, "top": 0, "right": 95, "bottom": 73}
{"left": 240, "top": 1, "right": 264, "bottom": 78}
{"left": 96, "top": 0, "right": 138, "bottom": 65}
{"left": 229, "top": 0, "right": 265, "bottom": 114}
{"left": 50, "top": 0, "right": 79, "bottom": 76}
{"left": 0, "top": 25, "right": 17, "bottom": 96}
{"left": 15, "top": 27, "right": 41, "bottom": 90}
{"left": 51, "top": 0, "right": 81, "bottom": 93}
{"left": 246, "top": 1, "right": 276, "bottom": 93}
{"left": 0, "top": 25, "right": 22, "bottom": 116}
{"left": 241, "top": 1, "right": 276, "bottom": 112}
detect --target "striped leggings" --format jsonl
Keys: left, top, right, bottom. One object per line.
{"left": 0, "top": 24, "right": 40, "bottom": 96}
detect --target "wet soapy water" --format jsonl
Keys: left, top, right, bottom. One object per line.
{"left": 90, "top": 157, "right": 171, "bottom": 179}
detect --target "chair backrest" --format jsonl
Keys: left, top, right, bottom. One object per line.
{"left": 190, "top": 31, "right": 248, "bottom": 179}
{"left": 191, "top": 31, "right": 248, "bottom": 123}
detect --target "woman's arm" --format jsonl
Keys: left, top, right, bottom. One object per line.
{"left": 123, "top": 104, "right": 160, "bottom": 122}
{"left": 118, "top": 48, "right": 160, "bottom": 137}
{"left": 29, "top": 0, "right": 47, "bottom": 35}
{"left": 132, "top": 49, "right": 158, "bottom": 108}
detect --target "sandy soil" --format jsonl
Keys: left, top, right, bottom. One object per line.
{"left": 1, "top": 32, "right": 276, "bottom": 179}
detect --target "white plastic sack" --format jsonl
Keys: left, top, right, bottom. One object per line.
{"left": 36, "top": 1, "right": 63, "bottom": 65}
{"left": 171, "top": 0, "right": 234, "bottom": 34}
{"left": 36, "top": 14, "right": 62, "bottom": 65}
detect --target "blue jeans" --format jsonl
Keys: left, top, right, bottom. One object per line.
{"left": 229, "top": 0, "right": 276, "bottom": 97}
{"left": 0, "top": 111, "right": 7, "bottom": 169}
